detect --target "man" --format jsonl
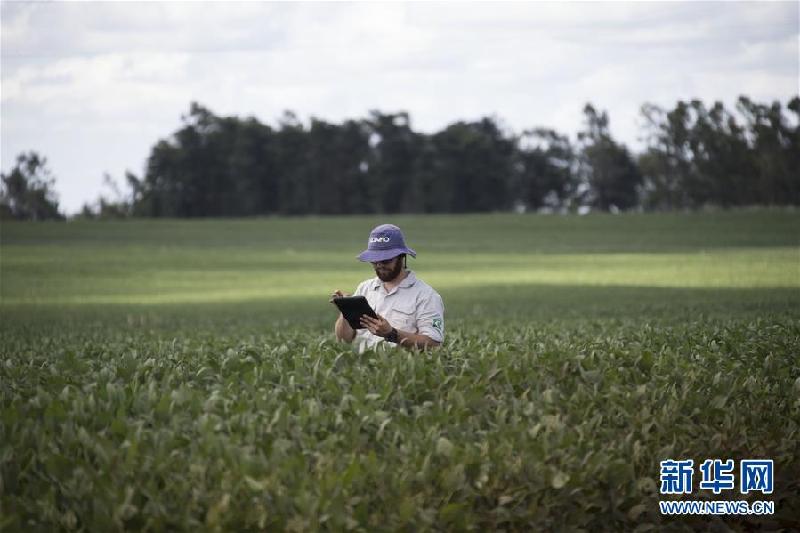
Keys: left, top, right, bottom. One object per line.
{"left": 331, "top": 223, "right": 445, "bottom": 351}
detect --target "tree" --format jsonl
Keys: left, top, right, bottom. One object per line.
{"left": 683, "top": 100, "right": 757, "bottom": 207}
{"left": 136, "top": 103, "right": 247, "bottom": 217}
{"left": 737, "top": 96, "right": 800, "bottom": 205}
{"left": 122, "top": 98, "right": 799, "bottom": 218}
{"left": 227, "top": 118, "right": 277, "bottom": 216}
{"left": 430, "top": 117, "right": 515, "bottom": 213}
{"left": 273, "top": 111, "right": 311, "bottom": 215}
{"left": 305, "top": 118, "right": 371, "bottom": 215}
{"left": 515, "top": 128, "right": 577, "bottom": 211}
{"left": 638, "top": 102, "right": 693, "bottom": 210}
{"left": 639, "top": 97, "right": 799, "bottom": 209}
{"left": 578, "top": 105, "right": 642, "bottom": 211}
{"left": 362, "top": 111, "right": 424, "bottom": 214}
{"left": 0, "top": 152, "right": 64, "bottom": 220}
{"left": 78, "top": 173, "right": 138, "bottom": 219}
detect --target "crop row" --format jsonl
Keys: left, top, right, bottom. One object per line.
{"left": 2, "top": 317, "right": 799, "bottom": 531}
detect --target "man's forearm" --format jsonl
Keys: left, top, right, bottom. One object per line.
{"left": 334, "top": 314, "right": 356, "bottom": 343}
{"left": 395, "top": 329, "right": 440, "bottom": 350}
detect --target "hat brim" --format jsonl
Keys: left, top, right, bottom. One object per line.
{"left": 357, "top": 247, "right": 416, "bottom": 263}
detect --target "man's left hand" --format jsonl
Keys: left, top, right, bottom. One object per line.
{"left": 360, "top": 314, "right": 393, "bottom": 337}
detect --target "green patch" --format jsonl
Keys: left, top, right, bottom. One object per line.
{"left": 1, "top": 210, "right": 798, "bottom": 530}
{"left": 432, "top": 316, "right": 443, "bottom": 331}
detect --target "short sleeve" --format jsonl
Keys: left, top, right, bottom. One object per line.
{"left": 416, "top": 290, "right": 445, "bottom": 343}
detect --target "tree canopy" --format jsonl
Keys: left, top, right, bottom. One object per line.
{"left": 6, "top": 95, "right": 798, "bottom": 220}
{"left": 109, "top": 97, "right": 795, "bottom": 217}
{"left": 0, "top": 152, "right": 64, "bottom": 221}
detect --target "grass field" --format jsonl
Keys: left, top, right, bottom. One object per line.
{"left": 1, "top": 210, "right": 799, "bottom": 530}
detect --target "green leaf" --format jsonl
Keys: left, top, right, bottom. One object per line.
{"left": 439, "top": 502, "right": 466, "bottom": 523}
{"left": 627, "top": 503, "right": 647, "bottom": 520}
{"left": 436, "top": 437, "right": 454, "bottom": 457}
{"left": 551, "top": 470, "right": 570, "bottom": 489}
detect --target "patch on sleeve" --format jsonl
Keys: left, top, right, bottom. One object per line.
{"left": 432, "top": 316, "right": 443, "bottom": 332}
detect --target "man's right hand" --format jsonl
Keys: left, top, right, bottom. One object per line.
{"left": 329, "top": 289, "right": 349, "bottom": 303}
{"left": 332, "top": 290, "right": 356, "bottom": 343}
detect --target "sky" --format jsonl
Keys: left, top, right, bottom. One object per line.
{"left": 2, "top": 1, "right": 798, "bottom": 215}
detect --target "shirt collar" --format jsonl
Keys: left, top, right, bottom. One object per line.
{"left": 400, "top": 270, "right": 417, "bottom": 288}
{"left": 371, "top": 270, "right": 417, "bottom": 290}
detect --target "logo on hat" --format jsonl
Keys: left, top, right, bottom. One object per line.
{"left": 369, "top": 236, "right": 391, "bottom": 243}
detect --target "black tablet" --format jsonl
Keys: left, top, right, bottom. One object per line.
{"left": 333, "top": 295, "right": 378, "bottom": 330}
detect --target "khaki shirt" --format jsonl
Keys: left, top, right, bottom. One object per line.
{"left": 353, "top": 270, "right": 445, "bottom": 352}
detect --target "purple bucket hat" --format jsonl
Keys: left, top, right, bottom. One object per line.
{"left": 357, "top": 224, "right": 417, "bottom": 263}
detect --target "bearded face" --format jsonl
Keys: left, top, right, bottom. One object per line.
{"left": 372, "top": 254, "right": 404, "bottom": 282}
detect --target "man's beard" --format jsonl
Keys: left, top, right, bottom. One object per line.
{"left": 375, "top": 257, "right": 403, "bottom": 282}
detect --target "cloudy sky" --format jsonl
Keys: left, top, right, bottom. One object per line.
{"left": 2, "top": 1, "right": 798, "bottom": 214}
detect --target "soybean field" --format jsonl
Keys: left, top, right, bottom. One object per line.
{"left": 1, "top": 210, "right": 799, "bottom": 531}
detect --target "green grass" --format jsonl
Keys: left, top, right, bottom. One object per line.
{"left": 1, "top": 210, "right": 799, "bottom": 531}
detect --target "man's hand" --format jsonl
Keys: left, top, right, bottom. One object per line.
{"left": 360, "top": 315, "right": 440, "bottom": 350}
{"left": 332, "top": 290, "right": 355, "bottom": 343}
{"left": 329, "top": 289, "right": 349, "bottom": 304}
{"left": 360, "top": 314, "right": 393, "bottom": 337}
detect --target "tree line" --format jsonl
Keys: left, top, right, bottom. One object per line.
{"left": 2, "top": 96, "right": 798, "bottom": 220}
